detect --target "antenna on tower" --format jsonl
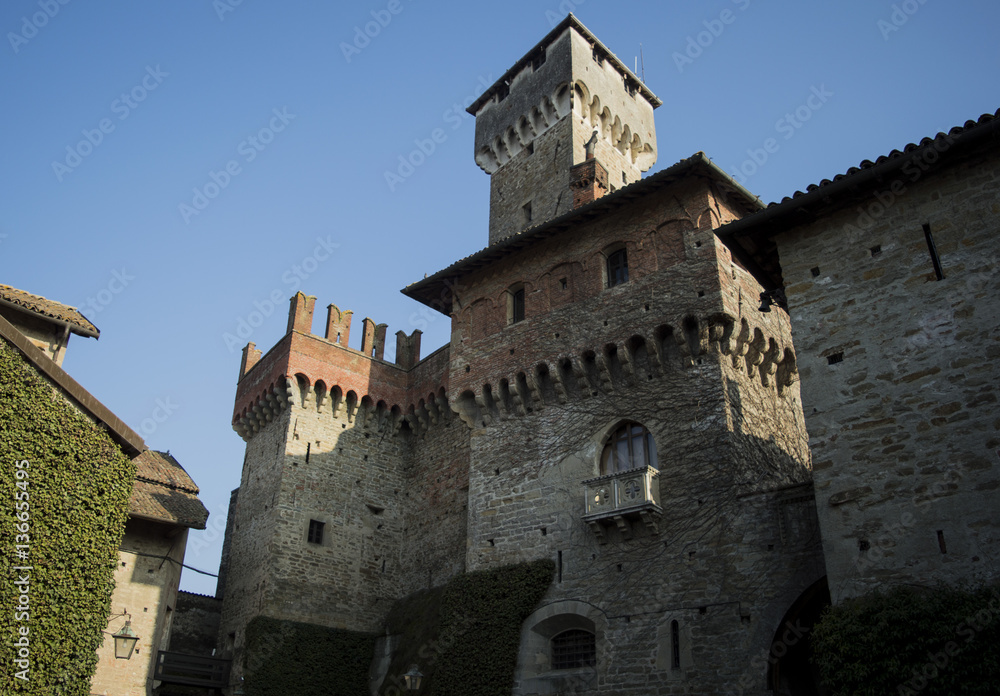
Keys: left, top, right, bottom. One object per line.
{"left": 640, "top": 43, "right": 646, "bottom": 83}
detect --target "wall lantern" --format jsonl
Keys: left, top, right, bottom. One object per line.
{"left": 403, "top": 665, "right": 424, "bottom": 691}
{"left": 108, "top": 611, "right": 139, "bottom": 660}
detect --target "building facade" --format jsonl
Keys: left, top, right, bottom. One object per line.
{"left": 219, "top": 16, "right": 841, "bottom": 695}
{"left": 0, "top": 288, "right": 209, "bottom": 696}
{"left": 718, "top": 110, "right": 1000, "bottom": 605}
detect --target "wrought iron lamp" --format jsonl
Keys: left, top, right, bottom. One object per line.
{"left": 108, "top": 610, "right": 139, "bottom": 660}
{"left": 403, "top": 665, "right": 424, "bottom": 691}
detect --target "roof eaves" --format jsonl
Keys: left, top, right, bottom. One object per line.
{"left": 716, "top": 108, "right": 1000, "bottom": 290}
{"left": 0, "top": 292, "right": 100, "bottom": 339}
{"left": 0, "top": 313, "right": 144, "bottom": 456}
{"left": 402, "top": 152, "right": 762, "bottom": 309}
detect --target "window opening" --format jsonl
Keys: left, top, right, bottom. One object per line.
{"left": 307, "top": 519, "right": 324, "bottom": 545}
{"left": 606, "top": 248, "right": 629, "bottom": 287}
{"left": 601, "top": 422, "right": 657, "bottom": 474}
{"left": 551, "top": 629, "right": 596, "bottom": 670}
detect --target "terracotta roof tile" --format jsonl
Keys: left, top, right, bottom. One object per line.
{"left": 767, "top": 109, "right": 1000, "bottom": 207}
{"left": 0, "top": 284, "right": 99, "bottom": 337}
{"left": 129, "top": 450, "right": 208, "bottom": 529}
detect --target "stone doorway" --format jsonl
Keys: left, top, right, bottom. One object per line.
{"left": 767, "top": 576, "right": 830, "bottom": 695}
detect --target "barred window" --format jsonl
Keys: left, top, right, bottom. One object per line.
{"left": 307, "top": 519, "right": 324, "bottom": 545}
{"left": 551, "top": 629, "right": 596, "bottom": 670}
{"left": 601, "top": 422, "right": 657, "bottom": 474}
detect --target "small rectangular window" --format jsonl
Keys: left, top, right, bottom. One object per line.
{"left": 307, "top": 519, "right": 324, "bottom": 545}
{"left": 511, "top": 288, "right": 525, "bottom": 324}
{"left": 606, "top": 248, "right": 629, "bottom": 288}
{"left": 522, "top": 201, "right": 532, "bottom": 225}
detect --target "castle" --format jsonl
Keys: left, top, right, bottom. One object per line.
{"left": 217, "top": 15, "right": 1000, "bottom": 695}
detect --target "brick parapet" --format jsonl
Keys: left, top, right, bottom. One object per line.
{"left": 234, "top": 301, "right": 449, "bottom": 441}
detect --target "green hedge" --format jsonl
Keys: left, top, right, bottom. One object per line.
{"left": 812, "top": 583, "right": 1000, "bottom": 695}
{"left": 0, "top": 344, "right": 135, "bottom": 695}
{"left": 381, "top": 559, "right": 555, "bottom": 696}
{"left": 243, "top": 616, "right": 376, "bottom": 696}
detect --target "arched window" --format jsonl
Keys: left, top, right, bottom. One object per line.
{"left": 601, "top": 422, "right": 657, "bottom": 474}
{"left": 551, "top": 629, "right": 596, "bottom": 670}
{"left": 605, "top": 247, "right": 628, "bottom": 287}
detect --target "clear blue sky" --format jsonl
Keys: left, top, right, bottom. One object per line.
{"left": 2, "top": 1, "right": 997, "bottom": 596}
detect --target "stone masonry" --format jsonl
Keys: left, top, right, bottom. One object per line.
{"left": 209, "top": 15, "right": 1000, "bottom": 696}
{"left": 719, "top": 122, "right": 1000, "bottom": 604}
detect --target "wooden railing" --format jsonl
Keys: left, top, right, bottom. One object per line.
{"left": 154, "top": 651, "right": 231, "bottom": 688}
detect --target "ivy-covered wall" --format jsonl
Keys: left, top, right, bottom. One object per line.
{"left": 239, "top": 560, "right": 553, "bottom": 696}
{"left": 243, "top": 616, "right": 376, "bottom": 696}
{"left": 380, "top": 559, "right": 555, "bottom": 696}
{"left": 0, "top": 343, "right": 135, "bottom": 695}
{"left": 812, "top": 583, "right": 1000, "bottom": 695}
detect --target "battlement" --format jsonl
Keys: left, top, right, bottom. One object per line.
{"left": 470, "top": 15, "right": 660, "bottom": 244}
{"left": 232, "top": 293, "right": 446, "bottom": 440}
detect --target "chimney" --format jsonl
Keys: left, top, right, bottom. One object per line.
{"left": 570, "top": 158, "right": 609, "bottom": 209}
{"left": 324, "top": 303, "right": 353, "bottom": 346}
{"left": 287, "top": 293, "right": 316, "bottom": 335}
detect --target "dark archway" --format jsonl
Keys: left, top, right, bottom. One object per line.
{"left": 768, "top": 576, "right": 831, "bottom": 696}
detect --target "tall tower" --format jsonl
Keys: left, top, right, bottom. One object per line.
{"left": 468, "top": 14, "right": 660, "bottom": 245}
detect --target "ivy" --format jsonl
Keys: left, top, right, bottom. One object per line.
{"left": 812, "top": 583, "right": 1000, "bottom": 695}
{"left": 240, "top": 560, "right": 553, "bottom": 696}
{"left": 0, "top": 344, "right": 135, "bottom": 695}
{"left": 243, "top": 617, "right": 375, "bottom": 696}
{"left": 381, "top": 559, "right": 554, "bottom": 696}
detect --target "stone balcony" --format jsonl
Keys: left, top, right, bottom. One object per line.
{"left": 581, "top": 466, "right": 661, "bottom": 542}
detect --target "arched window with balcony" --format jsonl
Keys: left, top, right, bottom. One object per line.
{"left": 600, "top": 421, "right": 658, "bottom": 474}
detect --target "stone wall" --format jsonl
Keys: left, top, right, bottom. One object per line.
{"left": 219, "top": 298, "right": 468, "bottom": 687}
{"left": 91, "top": 520, "right": 187, "bottom": 696}
{"left": 168, "top": 591, "right": 222, "bottom": 656}
{"left": 474, "top": 22, "right": 657, "bottom": 244}
{"left": 216, "top": 408, "right": 289, "bottom": 675}
{"left": 444, "top": 171, "right": 820, "bottom": 694}
{"left": 772, "top": 143, "right": 1000, "bottom": 602}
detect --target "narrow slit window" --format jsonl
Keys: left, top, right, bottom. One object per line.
{"left": 671, "top": 620, "right": 681, "bottom": 669}
{"left": 509, "top": 286, "right": 525, "bottom": 324}
{"left": 923, "top": 223, "right": 944, "bottom": 280}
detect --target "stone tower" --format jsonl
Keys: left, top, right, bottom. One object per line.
{"left": 469, "top": 14, "right": 660, "bottom": 245}
{"left": 217, "top": 296, "right": 468, "bottom": 682}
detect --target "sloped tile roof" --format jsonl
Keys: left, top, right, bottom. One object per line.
{"left": 0, "top": 284, "right": 99, "bottom": 337}
{"left": 768, "top": 108, "right": 1000, "bottom": 207}
{"left": 129, "top": 450, "right": 209, "bottom": 529}
{"left": 402, "top": 152, "right": 762, "bottom": 311}
{"left": 716, "top": 107, "right": 1000, "bottom": 290}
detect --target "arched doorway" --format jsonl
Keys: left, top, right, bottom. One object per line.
{"left": 767, "top": 576, "right": 830, "bottom": 695}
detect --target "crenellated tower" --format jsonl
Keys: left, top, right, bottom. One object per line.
{"left": 218, "top": 294, "right": 469, "bottom": 682}
{"left": 469, "top": 14, "right": 660, "bottom": 245}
